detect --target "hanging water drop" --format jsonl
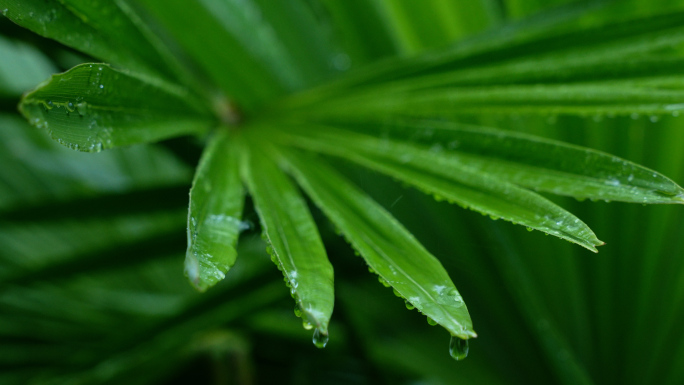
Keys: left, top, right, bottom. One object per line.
{"left": 449, "top": 336, "right": 469, "bottom": 361}
{"left": 312, "top": 328, "right": 329, "bottom": 349}
{"left": 526, "top": 227, "right": 534, "bottom": 232}
{"left": 294, "top": 306, "right": 302, "bottom": 318}
{"left": 405, "top": 300, "right": 415, "bottom": 310}
{"left": 302, "top": 321, "right": 313, "bottom": 330}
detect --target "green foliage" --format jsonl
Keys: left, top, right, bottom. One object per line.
{"left": 2, "top": 0, "right": 684, "bottom": 384}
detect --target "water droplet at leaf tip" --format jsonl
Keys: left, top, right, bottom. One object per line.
{"left": 312, "top": 328, "right": 329, "bottom": 349}
{"left": 449, "top": 336, "right": 469, "bottom": 361}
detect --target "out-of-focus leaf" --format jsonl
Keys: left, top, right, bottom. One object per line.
{"left": 280, "top": 149, "right": 476, "bottom": 340}
{"left": 0, "top": 113, "right": 191, "bottom": 210}
{"left": 294, "top": 76, "right": 684, "bottom": 118}
{"left": 19, "top": 63, "right": 214, "bottom": 152}
{"left": 185, "top": 131, "right": 245, "bottom": 292}
{"left": 274, "top": 125, "right": 604, "bottom": 252}
{"left": 0, "top": 0, "right": 186, "bottom": 82}
{"left": 240, "top": 142, "right": 334, "bottom": 335}
{"left": 372, "top": 0, "right": 497, "bottom": 53}
{"left": 0, "top": 34, "right": 56, "bottom": 98}
{"left": 248, "top": 0, "right": 343, "bottom": 86}
{"left": 0, "top": 210, "right": 185, "bottom": 282}
{"left": 280, "top": 9, "right": 684, "bottom": 108}
{"left": 317, "top": 0, "right": 400, "bottom": 65}
{"left": 132, "top": 0, "right": 284, "bottom": 112}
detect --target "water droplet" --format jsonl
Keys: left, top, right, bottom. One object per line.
{"left": 66, "top": 102, "right": 75, "bottom": 112}
{"left": 392, "top": 288, "right": 402, "bottom": 298}
{"left": 378, "top": 276, "right": 391, "bottom": 287}
{"left": 405, "top": 300, "right": 415, "bottom": 310}
{"left": 45, "top": 100, "right": 54, "bottom": 110}
{"left": 649, "top": 115, "right": 659, "bottom": 123}
{"left": 312, "top": 328, "right": 328, "bottom": 349}
{"left": 302, "top": 321, "right": 313, "bottom": 330}
{"left": 294, "top": 306, "right": 302, "bottom": 318}
{"left": 449, "top": 336, "right": 469, "bottom": 361}
{"left": 399, "top": 153, "right": 413, "bottom": 163}
{"left": 526, "top": 227, "right": 534, "bottom": 232}
{"left": 427, "top": 317, "right": 438, "bottom": 326}
{"left": 331, "top": 53, "right": 350, "bottom": 71}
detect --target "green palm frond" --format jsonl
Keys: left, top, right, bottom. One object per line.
{"left": 2, "top": 1, "right": 684, "bottom": 384}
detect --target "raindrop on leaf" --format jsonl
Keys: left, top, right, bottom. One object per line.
{"left": 449, "top": 336, "right": 469, "bottom": 361}
{"left": 312, "top": 328, "right": 328, "bottom": 349}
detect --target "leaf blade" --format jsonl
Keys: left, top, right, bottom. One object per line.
{"left": 296, "top": 119, "right": 684, "bottom": 204}
{"left": 19, "top": 63, "right": 214, "bottom": 151}
{"left": 185, "top": 131, "right": 245, "bottom": 292}
{"left": 279, "top": 149, "right": 476, "bottom": 339}
{"left": 240, "top": 142, "right": 334, "bottom": 334}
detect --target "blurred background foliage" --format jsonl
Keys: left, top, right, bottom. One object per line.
{"left": 2, "top": 0, "right": 684, "bottom": 384}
